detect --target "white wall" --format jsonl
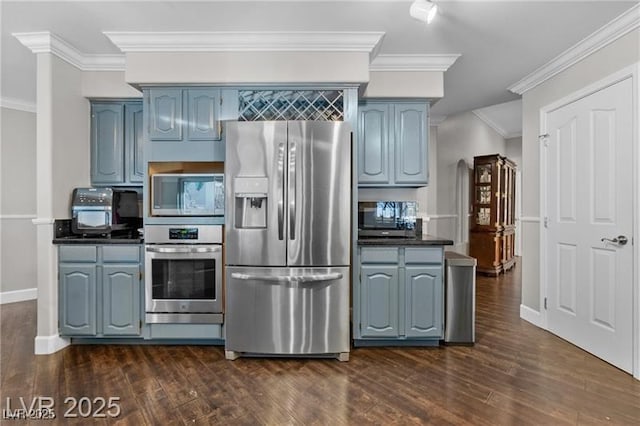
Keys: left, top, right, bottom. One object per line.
{"left": 0, "top": 107, "right": 37, "bottom": 298}
{"left": 505, "top": 137, "right": 522, "bottom": 167}
{"left": 51, "top": 56, "right": 90, "bottom": 218}
{"left": 505, "top": 137, "right": 523, "bottom": 256}
{"left": 82, "top": 71, "right": 141, "bottom": 99}
{"left": 435, "top": 111, "right": 507, "bottom": 249}
{"left": 364, "top": 71, "right": 444, "bottom": 98}
{"left": 520, "top": 29, "right": 639, "bottom": 312}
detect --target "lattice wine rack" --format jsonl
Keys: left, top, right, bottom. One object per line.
{"left": 238, "top": 90, "right": 344, "bottom": 121}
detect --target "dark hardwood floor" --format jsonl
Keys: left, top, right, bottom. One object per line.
{"left": 1, "top": 260, "right": 639, "bottom": 425}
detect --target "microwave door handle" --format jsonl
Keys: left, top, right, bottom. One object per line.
{"left": 289, "top": 143, "right": 296, "bottom": 240}
{"left": 277, "top": 142, "right": 285, "bottom": 240}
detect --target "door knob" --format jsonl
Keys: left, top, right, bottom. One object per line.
{"left": 601, "top": 235, "right": 628, "bottom": 245}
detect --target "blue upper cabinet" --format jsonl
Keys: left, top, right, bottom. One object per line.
{"left": 358, "top": 101, "right": 429, "bottom": 187}
{"left": 91, "top": 101, "right": 143, "bottom": 186}
{"left": 394, "top": 104, "right": 428, "bottom": 185}
{"left": 146, "top": 88, "right": 224, "bottom": 162}
{"left": 358, "top": 103, "right": 391, "bottom": 184}
{"left": 91, "top": 103, "right": 125, "bottom": 184}
{"left": 126, "top": 102, "right": 144, "bottom": 184}
{"left": 149, "top": 89, "right": 183, "bottom": 140}
{"left": 188, "top": 89, "right": 221, "bottom": 140}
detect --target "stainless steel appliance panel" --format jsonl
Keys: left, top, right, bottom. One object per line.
{"left": 151, "top": 173, "right": 224, "bottom": 217}
{"left": 287, "top": 121, "right": 351, "bottom": 267}
{"left": 225, "top": 266, "right": 350, "bottom": 355}
{"left": 145, "top": 245, "right": 223, "bottom": 314}
{"left": 444, "top": 252, "right": 477, "bottom": 344}
{"left": 225, "top": 121, "right": 288, "bottom": 266}
{"left": 145, "top": 225, "right": 222, "bottom": 244}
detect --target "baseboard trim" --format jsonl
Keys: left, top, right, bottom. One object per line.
{"left": 520, "top": 304, "right": 544, "bottom": 328}
{"left": 0, "top": 287, "right": 37, "bottom": 304}
{"left": 34, "top": 334, "right": 70, "bottom": 355}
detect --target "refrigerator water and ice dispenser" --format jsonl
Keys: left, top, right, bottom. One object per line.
{"left": 233, "top": 177, "right": 268, "bottom": 229}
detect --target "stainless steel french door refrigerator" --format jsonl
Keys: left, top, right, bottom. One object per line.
{"left": 224, "top": 120, "right": 351, "bottom": 361}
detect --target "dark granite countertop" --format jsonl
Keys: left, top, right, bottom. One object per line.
{"left": 358, "top": 235, "right": 454, "bottom": 246}
{"left": 52, "top": 219, "right": 143, "bottom": 245}
{"left": 53, "top": 235, "right": 144, "bottom": 245}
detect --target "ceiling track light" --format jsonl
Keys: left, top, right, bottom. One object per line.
{"left": 410, "top": 0, "right": 438, "bottom": 24}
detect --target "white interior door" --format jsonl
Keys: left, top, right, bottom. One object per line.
{"left": 545, "top": 77, "right": 633, "bottom": 373}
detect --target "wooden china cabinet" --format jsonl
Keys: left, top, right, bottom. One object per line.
{"left": 469, "top": 154, "right": 516, "bottom": 276}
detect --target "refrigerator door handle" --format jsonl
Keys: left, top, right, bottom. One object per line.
{"left": 277, "top": 142, "right": 286, "bottom": 240}
{"left": 289, "top": 143, "right": 296, "bottom": 240}
{"left": 231, "top": 272, "right": 343, "bottom": 283}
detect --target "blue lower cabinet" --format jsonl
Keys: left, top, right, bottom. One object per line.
{"left": 58, "top": 245, "right": 142, "bottom": 338}
{"left": 355, "top": 246, "right": 444, "bottom": 344}
{"left": 59, "top": 265, "right": 97, "bottom": 336}
{"left": 102, "top": 265, "right": 140, "bottom": 336}
{"left": 360, "top": 265, "right": 399, "bottom": 338}
{"left": 405, "top": 265, "right": 443, "bottom": 338}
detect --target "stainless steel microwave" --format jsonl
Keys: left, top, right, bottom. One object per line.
{"left": 358, "top": 201, "right": 417, "bottom": 238}
{"left": 151, "top": 173, "right": 224, "bottom": 216}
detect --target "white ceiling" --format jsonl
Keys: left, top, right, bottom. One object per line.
{"left": 1, "top": 1, "right": 637, "bottom": 117}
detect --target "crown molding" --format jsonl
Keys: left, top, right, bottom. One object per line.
{"left": 370, "top": 54, "right": 461, "bottom": 72}
{"left": 472, "top": 109, "right": 510, "bottom": 138}
{"left": 509, "top": 3, "right": 640, "bottom": 95}
{"left": 13, "top": 31, "right": 125, "bottom": 71}
{"left": 103, "top": 31, "right": 385, "bottom": 56}
{"left": 0, "top": 97, "right": 36, "bottom": 113}
{"left": 429, "top": 114, "right": 448, "bottom": 126}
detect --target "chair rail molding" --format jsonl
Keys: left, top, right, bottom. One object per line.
{"left": 0, "top": 97, "right": 36, "bottom": 113}
{"left": 0, "top": 288, "right": 38, "bottom": 305}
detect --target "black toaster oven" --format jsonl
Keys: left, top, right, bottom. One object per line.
{"left": 71, "top": 188, "right": 139, "bottom": 235}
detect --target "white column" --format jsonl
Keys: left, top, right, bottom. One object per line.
{"left": 33, "top": 53, "right": 69, "bottom": 354}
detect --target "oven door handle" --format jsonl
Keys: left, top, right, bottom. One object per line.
{"left": 146, "top": 246, "right": 221, "bottom": 254}
{"left": 231, "top": 272, "right": 342, "bottom": 283}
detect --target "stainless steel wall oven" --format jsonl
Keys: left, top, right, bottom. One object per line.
{"left": 145, "top": 225, "right": 223, "bottom": 324}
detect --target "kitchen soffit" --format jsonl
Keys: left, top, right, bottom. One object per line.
{"left": 15, "top": 30, "right": 461, "bottom": 74}
{"left": 4, "top": 1, "right": 636, "bottom": 116}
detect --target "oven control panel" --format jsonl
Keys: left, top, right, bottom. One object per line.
{"left": 169, "top": 228, "right": 199, "bottom": 240}
{"left": 144, "top": 224, "right": 223, "bottom": 244}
